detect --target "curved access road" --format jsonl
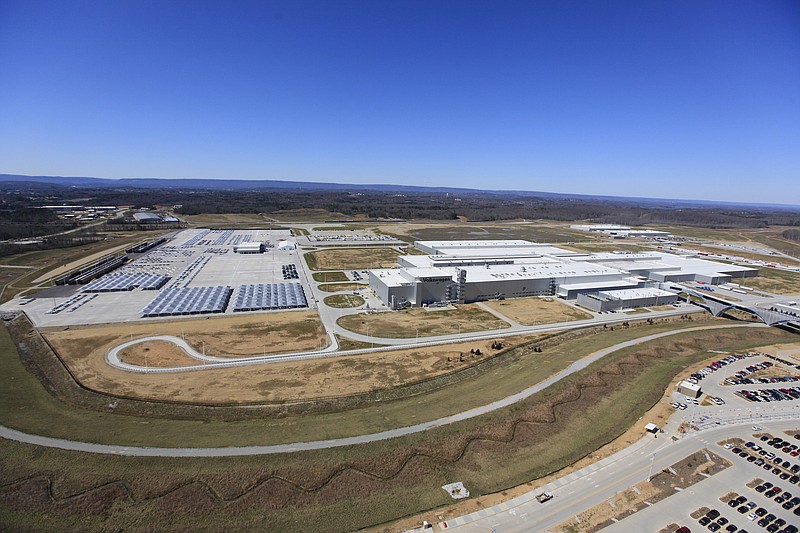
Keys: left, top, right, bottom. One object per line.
{"left": 4, "top": 322, "right": 766, "bottom": 457}
{"left": 106, "top": 305, "right": 708, "bottom": 373}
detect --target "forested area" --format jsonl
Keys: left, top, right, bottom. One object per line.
{"left": 2, "top": 180, "right": 800, "bottom": 231}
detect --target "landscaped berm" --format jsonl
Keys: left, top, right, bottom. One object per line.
{"left": 337, "top": 304, "right": 510, "bottom": 338}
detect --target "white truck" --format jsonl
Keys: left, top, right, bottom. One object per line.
{"left": 536, "top": 492, "right": 553, "bottom": 503}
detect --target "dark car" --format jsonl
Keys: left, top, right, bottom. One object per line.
{"left": 700, "top": 516, "right": 711, "bottom": 525}
{"left": 708, "top": 523, "right": 720, "bottom": 532}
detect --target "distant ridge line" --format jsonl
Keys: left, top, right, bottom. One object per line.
{"left": 0, "top": 173, "right": 797, "bottom": 210}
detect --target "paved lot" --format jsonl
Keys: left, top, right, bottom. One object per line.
{"left": 19, "top": 228, "right": 316, "bottom": 327}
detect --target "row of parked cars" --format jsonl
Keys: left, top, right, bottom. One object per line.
{"left": 735, "top": 387, "right": 800, "bottom": 403}
{"left": 726, "top": 491, "right": 800, "bottom": 531}
{"left": 732, "top": 361, "right": 775, "bottom": 380}
{"left": 686, "top": 352, "right": 760, "bottom": 385}
{"left": 719, "top": 432, "right": 800, "bottom": 532}
{"left": 727, "top": 376, "right": 800, "bottom": 386}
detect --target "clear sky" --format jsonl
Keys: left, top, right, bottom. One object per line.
{"left": 1, "top": 1, "right": 798, "bottom": 204}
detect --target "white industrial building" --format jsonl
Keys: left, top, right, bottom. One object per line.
{"left": 570, "top": 224, "right": 671, "bottom": 238}
{"left": 368, "top": 240, "right": 758, "bottom": 309}
{"left": 577, "top": 287, "right": 679, "bottom": 312}
{"left": 233, "top": 241, "right": 264, "bottom": 254}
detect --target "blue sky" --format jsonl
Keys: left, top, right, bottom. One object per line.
{"left": 1, "top": 1, "right": 798, "bottom": 204}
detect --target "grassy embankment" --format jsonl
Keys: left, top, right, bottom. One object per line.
{"left": 0, "top": 317, "right": 744, "bottom": 448}
{"left": 0, "top": 323, "right": 795, "bottom": 532}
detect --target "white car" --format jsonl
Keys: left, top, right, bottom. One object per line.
{"left": 752, "top": 425, "right": 762, "bottom": 431}
{"left": 747, "top": 512, "right": 757, "bottom": 521}
{"left": 724, "top": 443, "right": 733, "bottom": 449}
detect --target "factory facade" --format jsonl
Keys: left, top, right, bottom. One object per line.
{"left": 369, "top": 240, "right": 757, "bottom": 309}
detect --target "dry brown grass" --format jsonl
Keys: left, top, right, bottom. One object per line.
{"left": 484, "top": 297, "right": 591, "bottom": 325}
{"left": 45, "top": 323, "right": 541, "bottom": 403}
{"left": 43, "top": 310, "right": 325, "bottom": 359}
{"left": 337, "top": 304, "right": 510, "bottom": 338}
{"left": 323, "top": 294, "right": 365, "bottom": 308}
{"left": 119, "top": 340, "right": 200, "bottom": 367}
{"left": 305, "top": 247, "right": 400, "bottom": 270}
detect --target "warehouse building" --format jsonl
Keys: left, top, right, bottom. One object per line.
{"left": 233, "top": 241, "right": 264, "bottom": 254}
{"left": 576, "top": 287, "right": 679, "bottom": 312}
{"left": 368, "top": 240, "right": 759, "bottom": 309}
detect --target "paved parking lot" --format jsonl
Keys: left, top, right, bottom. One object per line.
{"left": 21, "top": 228, "right": 315, "bottom": 326}
{"left": 603, "top": 429, "right": 800, "bottom": 533}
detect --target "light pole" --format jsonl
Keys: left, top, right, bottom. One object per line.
{"left": 647, "top": 452, "right": 656, "bottom": 482}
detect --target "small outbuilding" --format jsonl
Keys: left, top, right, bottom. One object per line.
{"left": 676, "top": 380, "right": 702, "bottom": 398}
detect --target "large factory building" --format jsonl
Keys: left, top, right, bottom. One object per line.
{"left": 369, "top": 240, "right": 758, "bottom": 309}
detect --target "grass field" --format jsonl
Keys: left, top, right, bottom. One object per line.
{"left": 684, "top": 243, "right": 798, "bottom": 265}
{"left": 740, "top": 268, "right": 800, "bottom": 295}
{"left": 180, "top": 213, "right": 268, "bottom": 225}
{"left": 304, "top": 247, "right": 400, "bottom": 270}
{"left": 312, "top": 271, "right": 349, "bottom": 282}
{"left": 317, "top": 282, "right": 364, "bottom": 292}
{"left": 561, "top": 242, "right": 648, "bottom": 253}
{"left": 1, "top": 323, "right": 795, "bottom": 533}
{"left": 406, "top": 223, "right": 590, "bottom": 243}
{"left": 337, "top": 305, "right": 510, "bottom": 338}
{"left": 265, "top": 208, "right": 347, "bottom": 222}
{"left": 0, "top": 317, "right": 731, "bottom": 448}
{"left": 119, "top": 340, "right": 200, "bottom": 367}
{"left": 44, "top": 310, "right": 326, "bottom": 373}
{"left": 483, "top": 297, "right": 592, "bottom": 325}
{"left": 323, "top": 294, "right": 365, "bottom": 308}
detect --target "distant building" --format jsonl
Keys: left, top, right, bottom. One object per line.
{"left": 133, "top": 212, "right": 162, "bottom": 223}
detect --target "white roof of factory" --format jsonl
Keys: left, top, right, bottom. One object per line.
{"left": 370, "top": 269, "right": 414, "bottom": 287}
{"left": 598, "top": 287, "right": 675, "bottom": 300}
{"left": 444, "top": 261, "right": 625, "bottom": 283}
{"left": 440, "top": 245, "right": 574, "bottom": 257}
{"left": 416, "top": 240, "right": 536, "bottom": 250}
{"left": 404, "top": 267, "right": 452, "bottom": 279}
{"left": 557, "top": 279, "right": 642, "bottom": 291}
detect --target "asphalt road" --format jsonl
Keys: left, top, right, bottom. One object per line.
{"left": 438, "top": 417, "right": 800, "bottom": 532}
{"left": 4, "top": 322, "right": 764, "bottom": 457}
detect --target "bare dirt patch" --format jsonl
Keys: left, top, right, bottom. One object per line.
{"left": 483, "top": 296, "right": 591, "bottom": 325}
{"left": 305, "top": 247, "right": 400, "bottom": 270}
{"left": 118, "top": 341, "right": 200, "bottom": 368}
{"left": 338, "top": 304, "right": 510, "bottom": 338}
